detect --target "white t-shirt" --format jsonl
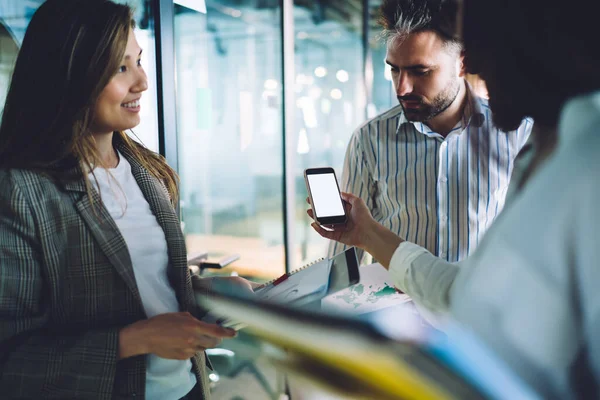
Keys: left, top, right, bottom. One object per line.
{"left": 89, "top": 153, "right": 196, "bottom": 400}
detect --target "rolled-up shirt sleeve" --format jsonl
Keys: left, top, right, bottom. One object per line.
{"left": 388, "top": 241, "right": 461, "bottom": 314}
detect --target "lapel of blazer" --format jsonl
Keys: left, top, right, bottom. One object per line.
{"left": 116, "top": 142, "right": 192, "bottom": 313}
{"left": 61, "top": 167, "right": 144, "bottom": 309}
{"left": 59, "top": 140, "right": 193, "bottom": 314}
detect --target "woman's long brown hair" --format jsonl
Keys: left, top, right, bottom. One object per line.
{"left": 0, "top": 0, "right": 178, "bottom": 205}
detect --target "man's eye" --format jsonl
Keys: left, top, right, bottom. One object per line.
{"left": 413, "top": 70, "right": 431, "bottom": 77}
{"left": 118, "top": 66, "right": 127, "bottom": 73}
{"left": 137, "top": 59, "right": 142, "bottom": 67}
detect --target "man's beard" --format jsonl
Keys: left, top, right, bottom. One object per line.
{"left": 399, "top": 79, "right": 461, "bottom": 122}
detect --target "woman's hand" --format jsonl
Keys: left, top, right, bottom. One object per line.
{"left": 307, "top": 192, "right": 377, "bottom": 249}
{"left": 119, "top": 312, "right": 236, "bottom": 361}
{"left": 192, "top": 275, "right": 260, "bottom": 298}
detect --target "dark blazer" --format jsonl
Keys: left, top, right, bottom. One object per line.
{"left": 0, "top": 142, "right": 211, "bottom": 399}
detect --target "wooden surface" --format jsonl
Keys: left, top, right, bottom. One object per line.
{"left": 186, "top": 234, "right": 328, "bottom": 280}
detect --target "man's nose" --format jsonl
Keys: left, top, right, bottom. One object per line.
{"left": 396, "top": 72, "right": 413, "bottom": 97}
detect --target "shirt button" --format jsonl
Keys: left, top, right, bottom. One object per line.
{"left": 440, "top": 176, "right": 448, "bottom": 183}
{"left": 440, "top": 252, "right": 447, "bottom": 258}
{"left": 131, "top": 393, "right": 137, "bottom": 397}
{"left": 440, "top": 214, "right": 448, "bottom": 222}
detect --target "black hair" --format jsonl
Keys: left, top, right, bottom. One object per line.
{"left": 463, "top": 0, "right": 600, "bottom": 129}
{"left": 379, "top": 0, "right": 461, "bottom": 51}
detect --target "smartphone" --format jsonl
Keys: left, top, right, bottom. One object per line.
{"left": 304, "top": 167, "right": 347, "bottom": 226}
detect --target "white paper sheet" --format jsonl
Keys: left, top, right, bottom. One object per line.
{"left": 321, "top": 263, "right": 412, "bottom": 314}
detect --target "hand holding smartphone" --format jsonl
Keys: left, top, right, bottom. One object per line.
{"left": 304, "top": 167, "right": 347, "bottom": 226}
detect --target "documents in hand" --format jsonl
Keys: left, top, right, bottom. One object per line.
{"left": 196, "top": 288, "right": 541, "bottom": 400}
{"left": 198, "top": 247, "right": 360, "bottom": 329}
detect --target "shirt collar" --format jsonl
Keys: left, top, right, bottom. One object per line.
{"left": 396, "top": 81, "right": 486, "bottom": 136}
{"left": 463, "top": 82, "right": 486, "bottom": 128}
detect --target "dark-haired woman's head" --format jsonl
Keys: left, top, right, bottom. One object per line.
{"left": 462, "top": 0, "right": 600, "bottom": 131}
{"left": 91, "top": 27, "right": 148, "bottom": 139}
{"left": 0, "top": 0, "right": 140, "bottom": 170}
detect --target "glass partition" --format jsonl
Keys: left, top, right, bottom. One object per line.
{"left": 173, "top": 1, "right": 286, "bottom": 280}
{"left": 291, "top": 0, "right": 367, "bottom": 266}
{"left": 0, "top": 1, "right": 42, "bottom": 108}
{"left": 369, "top": 26, "right": 396, "bottom": 115}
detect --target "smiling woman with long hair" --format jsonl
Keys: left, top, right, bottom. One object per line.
{"left": 0, "top": 1, "right": 253, "bottom": 399}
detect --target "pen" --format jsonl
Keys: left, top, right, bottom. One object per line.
{"left": 254, "top": 272, "right": 289, "bottom": 292}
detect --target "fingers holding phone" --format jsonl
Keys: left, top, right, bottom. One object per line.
{"left": 304, "top": 172, "right": 377, "bottom": 248}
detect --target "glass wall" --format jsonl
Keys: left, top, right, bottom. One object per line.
{"left": 126, "top": 0, "right": 160, "bottom": 152}
{"left": 0, "top": 1, "right": 41, "bottom": 107}
{"left": 291, "top": 0, "right": 366, "bottom": 266}
{"left": 173, "top": 1, "right": 286, "bottom": 280}
{"left": 367, "top": 0, "right": 396, "bottom": 117}
{"left": 369, "top": 27, "right": 396, "bottom": 115}
{"left": 172, "top": 0, "right": 399, "bottom": 279}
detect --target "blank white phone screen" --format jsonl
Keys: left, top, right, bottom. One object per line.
{"left": 307, "top": 173, "right": 345, "bottom": 218}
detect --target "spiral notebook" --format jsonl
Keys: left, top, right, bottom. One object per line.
{"left": 253, "top": 257, "right": 326, "bottom": 291}
{"left": 254, "top": 246, "right": 360, "bottom": 306}
{"left": 254, "top": 257, "right": 330, "bottom": 305}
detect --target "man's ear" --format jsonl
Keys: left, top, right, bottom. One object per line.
{"left": 458, "top": 49, "right": 466, "bottom": 77}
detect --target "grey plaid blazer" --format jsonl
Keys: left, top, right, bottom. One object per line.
{"left": 0, "top": 142, "right": 211, "bottom": 399}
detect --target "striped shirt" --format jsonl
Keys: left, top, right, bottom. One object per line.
{"left": 329, "top": 84, "right": 533, "bottom": 263}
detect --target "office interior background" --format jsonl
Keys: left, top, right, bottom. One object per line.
{"left": 0, "top": 0, "right": 396, "bottom": 280}
{"left": 0, "top": 1, "right": 497, "bottom": 398}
